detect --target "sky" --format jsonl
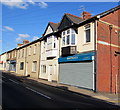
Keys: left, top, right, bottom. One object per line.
{"left": 0, "top": 1, "right": 119, "bottom": 54}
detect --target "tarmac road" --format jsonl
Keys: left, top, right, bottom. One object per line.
{"left": 1, "top": 71, "right": 120, "bottom": 109}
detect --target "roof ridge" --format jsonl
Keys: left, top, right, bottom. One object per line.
{"left": 65, "top": 13, "right": 82, "bottom": 19}
{"left": 49, "top": 22, "right": 57, "bottom": 24}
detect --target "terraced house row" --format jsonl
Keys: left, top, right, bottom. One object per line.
{"left": 0, "top": 6, "right": 120, "bottom": 93}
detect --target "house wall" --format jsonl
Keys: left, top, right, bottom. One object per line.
{"left": 44, "top": 25, "right": 53, "bottom": 36}
{"left": 77, "top": 22, "right": 95, "bottom": 53}
{"left": 26, "top": 42, "right": 40, "bottom": 78}
{"left": 16, "top": 41, "right": 40, "bottom": 78}
{"left": 6, "top": 49, "right": 17, "bottom": 72}
{"left": 97, "top": 9, "right": 120, "bottom": 93}
{"left": 0, "top": 53, "right": 7, "bottom": 70}
{"left": 16, "top": 48, "right": 26, "bottom": 75}
{"left": 39, "top": 37, "right": 59, "bottom": 81}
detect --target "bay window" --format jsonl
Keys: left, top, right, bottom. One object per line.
{"left": 71, "top": 34, "right": 75, "bottom": 45}
{"left": 66, "top": 35, "right": 70, "bottom": 45}
{"left": 62, "top": 28, "right": 76, "bottom": 46}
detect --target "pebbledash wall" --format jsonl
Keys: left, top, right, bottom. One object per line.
{"left": 16, "top": 40, "right": 41, "bottom": 78}
{"left": 97, "top": 9, "right": 120, "bottom": 93}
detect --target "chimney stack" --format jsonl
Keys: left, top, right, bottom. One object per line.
{"left": 17, "top": 44, "right": 23, "bottom": 47}
{"left": 17, "top": 40, "right": 30, "bottom": 47}
{"left": 23, "top": 40, "right": 30, "bottom": 45}
{"left": 81, "top": 11, "right": 92, "bottom": 20}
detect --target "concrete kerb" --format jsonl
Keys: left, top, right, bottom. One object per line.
{"left": 26, "top": 77, "right": 120, "bottom": 106}
{"left": 5, "top": 71, "right": 120, "bottom": 106}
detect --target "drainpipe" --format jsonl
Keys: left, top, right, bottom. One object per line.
{"left": 38, "top": 41, "right": 41, "bottom": 79}
{"left": 94, "top": 20, "right": 97, "bottom": 93}
{"left": 109, "top": 25, "right": 113, "bottom": 93}
{"left": 58, "top": 36, "right": 61, "bottom": 82}
{"left": 24, "top": 47, "right": 27, "bottom": 76}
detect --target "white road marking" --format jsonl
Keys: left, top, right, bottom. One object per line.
{"left": 26, "top": 87, "right": 51, "bottom": 99}
{"left": 9, "top": 79, "right": 19, "bottom": 84}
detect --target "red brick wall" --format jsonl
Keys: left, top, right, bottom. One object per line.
{"left": 97, "top": 9, "right": 120, "bottom": 93}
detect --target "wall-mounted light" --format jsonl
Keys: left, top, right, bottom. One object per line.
{"left": 114, "top": 51, "right": 120, "bottom": 56}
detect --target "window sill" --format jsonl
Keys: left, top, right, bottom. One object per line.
{"left": 32, "top": 71, "right": 36, "bottom": 73}
{"left": 42, "top": 72, "right": 46, "bottom": 74}
{"left": 83, "top": 42, "right": 91, "bottom": 46}
{"left": 62, "top": 45, "right": 76, "bottom": 48}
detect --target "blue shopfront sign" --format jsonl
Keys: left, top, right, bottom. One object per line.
{"left": 58, "top": 52, "right": 95, "bottom": 63}
{"left": 10, "top": 60, "right": 16, "bottom": 63}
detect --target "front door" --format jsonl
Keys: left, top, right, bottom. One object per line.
{"left": 25, "top": 62, "right": 28, "bottom": 76}
{"left": 48, "top": 65, "right": 52, "bottom": 81}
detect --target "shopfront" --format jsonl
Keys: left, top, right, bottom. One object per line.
{"left": 58, "top": 52, "right": 95, "bottom": 90}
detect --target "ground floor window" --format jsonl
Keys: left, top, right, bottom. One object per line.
{"left": 41, "top": 65, "right": 46, "bottom": 73}
{"left": 32, "top": 61, "right": 37, "bottom": 72}
{"left": 54, "top": 64, "right": 57, "bottom": 75}
{"left": 20, "top": 62, "right": 24, "bottom": 70}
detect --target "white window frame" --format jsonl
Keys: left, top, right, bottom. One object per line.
{"left": 22, "top": 49, "right": 24, "bottom": 57}
{"left": 41, "top": 65, "right": 46, "bottom": 73}
{"left": 54, "top": 64, "right": 57, "bottom": 75}
{"left": 85, "top": 24, "right": 91, "bottom": 43}
{"left": 14, "top": 50, "right": 16, "bottom": 57}
{"left": 20, "top": 62, "right": 24, "bottom": 70}
{"left": 62, "top": 28, "right": 77, "bottom": 47}
{"left": 29, "top": 46, "right": 31, "bottom": 55}
{"left": 33, "top": 44, "right": 37, "bottom": 54}
{"left": 32, "top": 61, "right": 37, "bottom": 72}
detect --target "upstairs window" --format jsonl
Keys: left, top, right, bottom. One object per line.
{"left": 33, "top": 44, "right": 37, "bottom": 54}
{"left": 66, "top": 35, "right": 70, "bottom": 45}
{"left": 85, "top": 24, "right": 91, "bottom": 42}
{"left": 62, "top": 28, "right": 76, "bottom": 46}
{"left": 62, "top": 36, "right": 65, "bottom": 46}
{"left": 71, "top": 34, "right": 75, "bottom": 45}
{"left": 22, "top": 49, "right": 24, "bottom": 57}
{"left": 53, "top": 36, "right": 57, "bottom": 49}
{"left": 20, "top": 62, "right": 24, "bottom": 70}
{"left": 29, "top": 46, "right": 31, "bottom": 55}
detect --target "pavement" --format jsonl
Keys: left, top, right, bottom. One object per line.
{"left": 3, "top": 71, "right": 120, "bottom": 106}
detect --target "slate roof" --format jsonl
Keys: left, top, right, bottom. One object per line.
{"left": 49, "top": 22, "right": 59, "bottom": 31}
{"left": 64, "top": 13, "right": 83, "bottom": 24}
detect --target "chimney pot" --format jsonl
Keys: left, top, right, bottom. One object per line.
{"left": 81, "top": 11, "right": 92, "bottom": 20}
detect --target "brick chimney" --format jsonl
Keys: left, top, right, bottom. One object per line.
{"left": 17, "top": 44, "right": 23, "bottom": 47}
{"left": 23, "top": 40, "right": 30, "bottom": 45}
{"left": 81, "top": 11, "right": 92, "bottom": 20}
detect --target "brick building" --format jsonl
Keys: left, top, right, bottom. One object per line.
{"left": 97, "top": 7, "right": 120, "bottom": 93}
{"left": 58, "top": 6, "right": 120, "bottom": 93}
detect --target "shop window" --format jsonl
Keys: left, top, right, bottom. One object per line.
{"left": 62, "top": 28, "right": 76, "bottom": 46}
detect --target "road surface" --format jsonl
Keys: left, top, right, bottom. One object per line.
{"left": 1, "top": 71, "right": 120, "bottom": 109}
